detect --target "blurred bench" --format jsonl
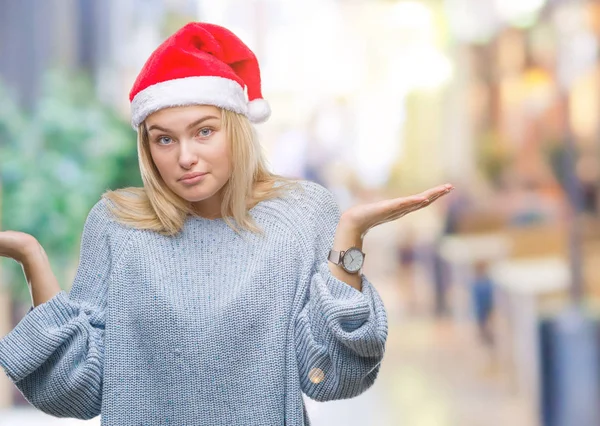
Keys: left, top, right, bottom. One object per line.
{"left": 490, "top": 257, "right": 569, "bottom": 425}
{"left": 438, "top": 221, "right": 583, "bottom": 426}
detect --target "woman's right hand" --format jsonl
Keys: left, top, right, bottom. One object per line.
{"left": 0, "top": 230, "right": 41, "bottom": 264}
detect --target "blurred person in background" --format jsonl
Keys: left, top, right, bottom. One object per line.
{"left": 470, "top": 260, "right": 495, "bottom": 347}
{"left": 428, "top": 185, "right": 474, "bottom": 318}
{"left": 396, "top": 229, "right": 420, "bottom": 314}
{"left": 509, "top": 178, "right": 556, "bottom": 227}
{"left": 0, "top": 22, "right": 454, "bottom": 425}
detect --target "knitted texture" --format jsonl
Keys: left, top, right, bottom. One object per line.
{"left": 0, "top": 180, "right": 388, "bottom": 425}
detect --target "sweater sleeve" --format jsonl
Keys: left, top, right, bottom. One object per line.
{"left": 294, "top": 182, "right": 388, "bottom": 402}
{"left": 0, "top": 198, "right": 120, "bottom": 419}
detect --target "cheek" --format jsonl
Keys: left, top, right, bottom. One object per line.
{"left": 150, "top": 151, "right": 172, "bottom": 178}
{"left": 208, "top": 141, "right": 232, "bottom": 174}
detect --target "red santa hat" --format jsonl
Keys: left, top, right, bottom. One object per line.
{"left": 129, "top": 22, "right": 271, "bottom": 129}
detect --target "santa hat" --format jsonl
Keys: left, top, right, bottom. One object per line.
{"left": 129, "top": 22, "right": 271, "bottom": 129}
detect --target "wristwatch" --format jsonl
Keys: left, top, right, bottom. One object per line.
{"left": 328, "top": 246, "right": 365, "bottom": 274}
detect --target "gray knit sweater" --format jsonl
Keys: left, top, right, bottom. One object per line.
{"left": 0, "top": 180, "right": 388, "bottom": 425}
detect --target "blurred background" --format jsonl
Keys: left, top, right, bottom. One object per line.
{"left": 1, "top": 0, "right": 600, "bottom": 425}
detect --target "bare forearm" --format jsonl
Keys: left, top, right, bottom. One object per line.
{"left": 21, "top": 243, "right": 61, "bottom": 307}
{"left": 329, "top": 220, "right": 364, "bottom": 292}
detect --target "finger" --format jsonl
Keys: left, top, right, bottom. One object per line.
{"left": 403, "top": 199, "right": 432, "bottom": 215}
{"left": 422, "top": 183, "right": 452, "bottom": 196}
{"left": 397, "top": 189, "right": 444, "bottom": 210}
{"left": 392, "top": 187, "right": 451, "bottom": 218}
{"left": 388, "top": 194, "right": 430, "bottom": 211}
{"left": 380, "top": 184, "right": 454, "bottom": 223}
{"left": 384, "top": 198, "right": 431, "bottom": 223}
{"left": 367, "top": 198, "right": 424, "bottom": 228}
{"left": 391, "top": 184, "right": 452, "bottom": 209}
{"left": 419, "top": 184, "right": 454, "bottom": 204}
{"left": 367, "top": 194, "right": 441, "bottom": 230}
{"left": 422, "top": 191, "right": 445, "bottom": 206}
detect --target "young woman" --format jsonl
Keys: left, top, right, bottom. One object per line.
{"left": 0, "top": 22, "right": 453, "bottom": 425}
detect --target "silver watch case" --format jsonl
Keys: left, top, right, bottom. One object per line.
{"left": 328, "top": 246, "right": 365, "bottom": 274}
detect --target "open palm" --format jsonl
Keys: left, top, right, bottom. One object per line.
{"left": 341, "top": 183, "right": 454, "bottom": 236}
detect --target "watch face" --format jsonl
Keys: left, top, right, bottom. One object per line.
{"left": 342, "top": 247, "right": 364, "bottom": 273}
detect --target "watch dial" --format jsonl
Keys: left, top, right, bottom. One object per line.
{"left": 342, "top": 248, "right": 364, "bottom": 273}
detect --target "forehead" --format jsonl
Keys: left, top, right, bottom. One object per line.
{"left": 145, "top": 105, "right": 222, "bottom": 127}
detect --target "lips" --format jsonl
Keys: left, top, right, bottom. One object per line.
{"left": 179, "top": 172, "right": 207, "bottom": 181}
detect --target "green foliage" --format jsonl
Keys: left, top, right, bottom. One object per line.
{"left": 0, "top": 70, "right": 141, "bottom": 303}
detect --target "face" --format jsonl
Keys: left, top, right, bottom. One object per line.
{"left": 145, "top": 105, "right": 231, "bottom": 218}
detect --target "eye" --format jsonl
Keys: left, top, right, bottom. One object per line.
{"left": 156, "top": 136, "right": 173, "bottom": 145}
{"left": 197, "top": 127, "right": 213, "bottom": 138}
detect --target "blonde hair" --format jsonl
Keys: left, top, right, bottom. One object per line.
{"left": 102, "top": 108, "right": 302, "bottom": 236}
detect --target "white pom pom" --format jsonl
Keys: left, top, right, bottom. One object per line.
{"left": 247, "top": 99, "right": 271, "bottom": 123}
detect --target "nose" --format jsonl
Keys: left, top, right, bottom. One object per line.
{"left": 178, "top": 139, "right": 199, "bottom": 169}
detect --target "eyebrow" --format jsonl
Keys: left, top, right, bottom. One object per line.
{"left": 146, "top": 115, "right": 220, "bottom": 133}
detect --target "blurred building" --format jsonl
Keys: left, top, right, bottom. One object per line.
{"left": 0, "top": 0, "right": 112, "bottom": 108}
{"left": 0, "top": 0, "right": 200, "bottom": 113}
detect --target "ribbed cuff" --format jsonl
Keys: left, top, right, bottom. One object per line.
{"left": 313, "top": 262, "right": 387, "bottom": 356}
{"left": 312, "top": 262, "right": 370, "bottom": 331}
{"left": 0, "top": 291, "right": 75, "bottom": 383}
{"left": 318, "top": 261, "right": 369, "bottom": 297}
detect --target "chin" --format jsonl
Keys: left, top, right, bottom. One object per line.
{"left": 179, "top": 186, "right": 222, "bottom": 203}
{"left": 179, "top": 192, "right": 212, "bottom": 203}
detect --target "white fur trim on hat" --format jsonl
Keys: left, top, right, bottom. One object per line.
{"left": 130, "top": 76, "right": 267, "bottom": 129}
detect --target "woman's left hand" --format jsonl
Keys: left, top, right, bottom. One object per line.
{"left": 340, "top": 183, "right": 455, "bottom": 237}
